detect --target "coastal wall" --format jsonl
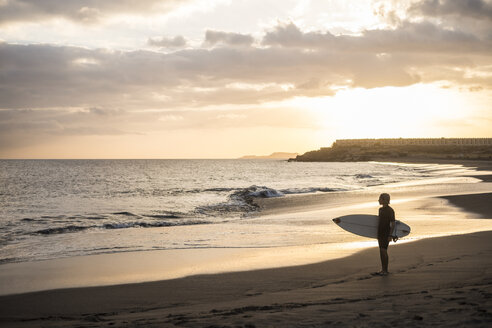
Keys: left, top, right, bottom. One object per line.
{"left": 292, "top": 138, "right": 492, "bottom": 162}
{"left": 333, "top": 138, "right": 492, "bottom": 147}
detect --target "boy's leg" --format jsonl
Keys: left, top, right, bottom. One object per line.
{"left": 379, "top": 247, "right": 389, "bottom": 273}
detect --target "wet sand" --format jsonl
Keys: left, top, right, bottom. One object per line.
{"left": 1, "top": 161, "right": 491, "bottom": 327}
{"left": 443, "top": 193, "right": 492, "bottom": 218}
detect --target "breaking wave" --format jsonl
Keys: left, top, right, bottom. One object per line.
{"left": 23, "top": 185, "right": 344, "bottom": 237}
{"left": 194, "top": 185, "right": 343, "bottom": 217}
{"left": 231, "top": 185, "right": 343, "bottom": 200}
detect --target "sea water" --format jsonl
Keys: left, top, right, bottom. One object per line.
{"left": 0, "top": 159, "right": 473, "bottom": 264}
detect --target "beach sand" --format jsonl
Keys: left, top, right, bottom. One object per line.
{"left": 0, "top": 161, "right": 491, "bottom": 327}
{"left": 0, "top": 229, "right": 491, "bottom": 327}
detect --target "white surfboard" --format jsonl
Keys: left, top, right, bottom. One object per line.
{"left": 332, "top": 214, "right": 411, "bottom": 239}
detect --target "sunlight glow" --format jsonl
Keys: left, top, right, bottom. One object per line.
{"left": 286, "top": 84, "right": 485, "bottom": 139}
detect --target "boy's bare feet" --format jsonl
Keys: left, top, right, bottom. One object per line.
{"left": 371, "top": 271, "right": 389, "bottom": 276}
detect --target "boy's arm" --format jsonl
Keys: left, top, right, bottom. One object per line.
{"left": 389, "top": 208, "right": 397, "bottom": 241}
{"left": 388, "top": 221, "right": 395, "bottom": 240}
{"left": 389, "top": 221, "right": 398, "bottom": 242}
{"left": 390, "top": 221, "right": 395, "bottom": 234}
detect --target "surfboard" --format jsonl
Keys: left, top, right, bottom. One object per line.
{"left": 332, "top": 214, "right": 411, "bottom": 239}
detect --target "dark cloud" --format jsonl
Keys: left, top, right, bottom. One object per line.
{"left": 148, "top": 35, "right": 187, "bottom": 48}
{"left": 204, "top": 30, "right": 255, "bottom": 47}
{"left": 409, "top": 0, "right": 492, "bottom": 21}
{"left": 262, "top": 21, "right": 488, "bottom": 54}
{"left": 405, "top": 0, "right": 492, "bottom": 39}
{"left": 0, "top": 0, "right": 186, "bottom": 25}
{"left": 0, "top": 42, "right": 414, "bottom": 109}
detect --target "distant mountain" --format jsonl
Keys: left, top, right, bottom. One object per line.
{"left": 239, "top": 152, "right": 299, "bottom": 160}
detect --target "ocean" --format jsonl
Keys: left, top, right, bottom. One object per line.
{"left": 0, "top": 159, "right": 470, "bottom": 265}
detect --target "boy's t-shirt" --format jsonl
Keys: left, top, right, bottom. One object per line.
{"left": 378, "top": 205, "right": 395, "bottom": 238}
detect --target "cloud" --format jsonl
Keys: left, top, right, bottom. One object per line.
{"left": 2, "top": 12, "right": 492, "bottom": 156}
{"left": 148, "top": 35, "right": 187, "bottom": 48}
{"left": 403, "top": 0, "right": 492, "bottom": 39}
{"left": 0, "top": 42, "right": 403, "bottom": 109}
{"left": 0, "top": 19, "right": 491, "bottom": 112}
{"left": 409, "top": 0, "right": 492, "bottom": 21}
{"left": 262, "top": 21, "right": 488, "bottom": 54}
{"left": 204, "top": 30, "right": 255, "bottom": 47}
{"left": 0, "top": 105, "right": 323, "bottom": 152}
{"left": 0, "top": 0, "right": 186, "bottom": 25}
{"left": 0, "top": 107, "right": 141, "bottom": 150}
{"left": 0, "top": 108, "right": 138, "bottom": 136}
{"left": 262, "top": 22, "right": 336, "bottom": 48}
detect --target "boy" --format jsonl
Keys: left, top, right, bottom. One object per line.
{"left": 376, "top": 193, "right": 397, "bottom": 276}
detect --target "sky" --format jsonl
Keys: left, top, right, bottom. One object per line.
{"left": 0, "top": 0, "right": 491, "bottom": 159}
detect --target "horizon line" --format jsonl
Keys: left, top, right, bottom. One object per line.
{"left": 0, "top": 157, "right": 293, "bottom": 160}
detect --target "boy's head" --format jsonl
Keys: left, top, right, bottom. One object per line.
{"left": 379, "top": 193, "right": 390, "bottom": 205}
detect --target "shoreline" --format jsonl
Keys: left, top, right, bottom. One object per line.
{"left": 254, "top": 159, "right": 492, "bottom": 218}
{"left": 1, "top": 181, "right": 491, "bottom": 297}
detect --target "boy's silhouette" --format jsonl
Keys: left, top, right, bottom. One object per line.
{"left": 375, "top": 193, "right": 397, "bottom": 276}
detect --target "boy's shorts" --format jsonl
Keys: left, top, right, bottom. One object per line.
{"left": 378, "top": 234, "right": 390, "bottom": 249}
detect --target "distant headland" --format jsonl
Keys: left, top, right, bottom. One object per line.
{"left": 240, "top": 152, "right": 299, "bottom": 160}
{"left": 289, "top": 138, "right": 492, "bottom": 162}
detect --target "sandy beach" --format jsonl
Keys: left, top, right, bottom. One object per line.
{"left": 1, "top": 160, "right": 491, "bottom": 327}
{"left": 1, "top": 230, "right": 491, "bottom": 327}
